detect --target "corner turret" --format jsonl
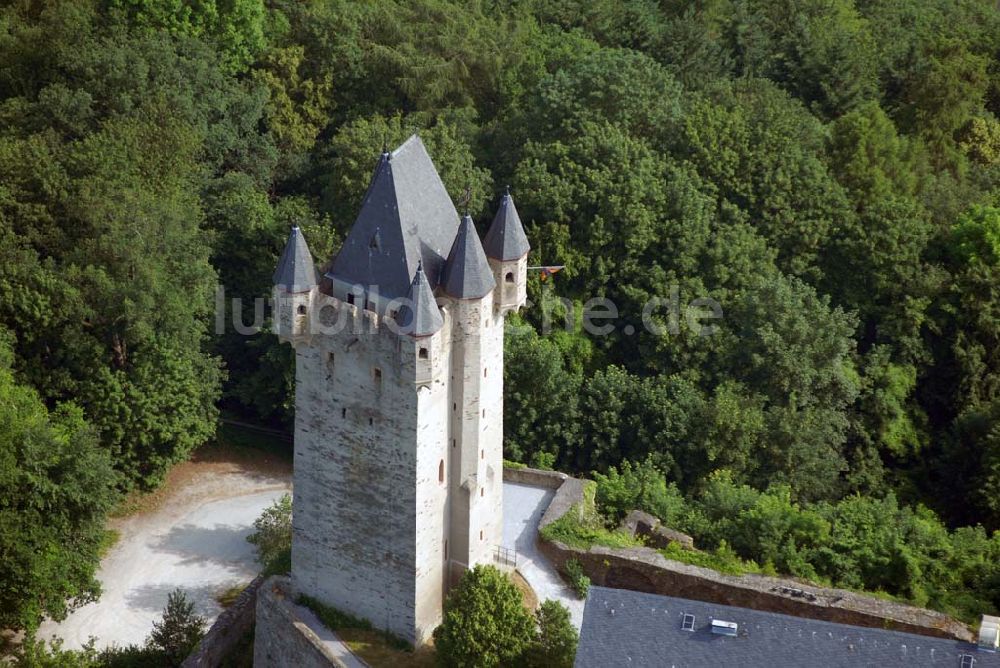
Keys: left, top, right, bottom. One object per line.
{"left": 442, "top": 214, "right": 496, "bottom": 300}
{"left": 483, "top": 188, "right": 529, "bottom": 314}
{"left": 273, "top": 226, "right": 317, "bottom": 344}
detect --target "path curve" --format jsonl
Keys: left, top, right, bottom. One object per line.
{"left": 502, "top": 481, "right": 585, "bottom": 629}
{"left": 38, "top": 466, "right": 291, "bottom": 651}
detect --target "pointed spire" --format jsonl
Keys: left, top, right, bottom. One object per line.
{"left": 395, "top": 262, "right": 444, "bottom": 337}
{"left": 483, "top": 187, "right": 530, "bottom": 261}
{"left": 327, "top": 135, "right": 460, "bottom": 299}
{"left": 273, "top": 226, "right": 317, "bottom": 293}
{"left": 441, "top": 214, "right": 496, "bottom": 300}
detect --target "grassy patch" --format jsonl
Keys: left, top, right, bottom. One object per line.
{"left": 539, "top": 481, "right": 641, "bottom": 550}
{"left": 503, "top": 459, "right": 527, "bottom": 470}
{"left": 216, "top": 583, "right": 249, "bottom": 608}
{"left": 99, "top": 528, "right": 121, "bottom": 558}
{"left": 658, "top": 541, "right": 763, "bottom": 577}
{"left": 513, "top": 569, "right": 539, "bottom": 611}
{"left": 297, "top": 595, "right": 437, "bottom": 668}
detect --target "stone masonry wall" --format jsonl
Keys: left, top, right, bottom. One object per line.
{"left": 254, "top": 576, "right": 347, "bottom": 668}
{"left": 292, "top": 305, "right": 429, "bottom": 644}
{"left": 504, "top": 465, "right": 975, "bottom": 643}
{"left": 182, "top": 575, "right": 264, "bottom": 668}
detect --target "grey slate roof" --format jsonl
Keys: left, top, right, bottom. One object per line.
{"left": 273, "top": 226, "right": 317, "bottom": 292}
{"left": 483, "top": 188, "right": 530, "bottom": 261}
{"left": 441, "top": 214, "right": 496, "bottom": 299}
{"left": 326, "top": 135, "right": 460, "bottom": 299}
{"left": 395, "top": 263, "right": 443, "bottom": 337}
{"left": 575, "top": 586, "right": 995, "bottom": 668}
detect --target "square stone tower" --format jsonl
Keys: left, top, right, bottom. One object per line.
{"left": 271, "top": 135, "right": 529, "bottom": 645}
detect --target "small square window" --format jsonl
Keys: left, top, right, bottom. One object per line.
{"left": 681, "top": 614, "right": 696, "bottom": 632}
{"left": 419, "top": 347, "right": 429, "bottom": 360}
{"left": 961, "top": 655, "right": 976, "bottom": 668}
{"left": 347, "top": 293, "right": 356, "bottom": 305}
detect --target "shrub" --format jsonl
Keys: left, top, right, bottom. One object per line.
{"left": 247, "top": 493, "right": 292, "bottom": 574}
{"left": 522, "top": 600, "right": 578, "bottom": 668}
{"left": 434, "top": 565, "right": 536, "bottom": 668}
{"left": 563, "top": 559, "right": 590, "bottom": 599}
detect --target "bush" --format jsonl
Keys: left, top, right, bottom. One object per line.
{"left": 523, "top": 600, "right": 578, "bottom": 668}
{"left": 563, "top": 559, "right": 590, "bottom": 599}
{"left": 434, "top": 565, "right": 536, "bottom": 668}
{"left": 247, "top": 493, "right": 292, "bottom": 573}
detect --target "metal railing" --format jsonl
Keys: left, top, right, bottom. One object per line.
{"left": 494, "top": 545, "right": 517, "bottom": 568}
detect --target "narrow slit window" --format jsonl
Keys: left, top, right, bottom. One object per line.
{"left": 438, "top": 460, "right": 445, "bottom": 484}
{"left": 326, "top": 352, "right": 335, "bottom": 368}
{"left": 479, "top": 530, "right": 484, "bottom": 541}
{"left": 368, "top": 417, "right": 373, "bottom": 426}
{"left": 480, "top": 487, "right": 484, "bottom": 497}
{"left": 341, "top": 408, "right": 347, "bottom": 419}
{"left": 484, "top": 368, "right": 488, "bottom": 378}
{"left": 374, "top": 367, "right": 382, "bottom": 382}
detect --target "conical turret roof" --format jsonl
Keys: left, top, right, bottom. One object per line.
{"left": 273, "top": 226, "right": 317, "bottom": 292}
{"left": 441, "top": 214, "right": 496, "bottom": 299}
{"left": 395, "top": 263, "right": 443, "bottom": 337}
{"left": 483, "top": 188, "right": 530, "bottom": 261}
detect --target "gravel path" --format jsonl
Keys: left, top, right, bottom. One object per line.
{"left": 502, "top": 482, "right": 585, "bottom": 629}
{"left": 37, "top": 466, "right": 292, "bottom": 651}
{"left": 36, "top": 464, "right": 580, "bottom": 653}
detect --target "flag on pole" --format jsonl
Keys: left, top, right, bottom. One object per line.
{"left": 529, "top": 265, "right": 565, "bottom": 281}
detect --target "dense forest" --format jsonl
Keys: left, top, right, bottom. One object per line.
{"left": 2, "top": 0, "right": 1000, "bottom": 639}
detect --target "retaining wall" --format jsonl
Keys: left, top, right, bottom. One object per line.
{"left": 182, "top": 575, "right": 264, "bottom": 668}
{"left": 506, "top": 465, "right": 975, "bottom": 643}
{"left": 253, "top": 576, "right": 348, "bottom": 668}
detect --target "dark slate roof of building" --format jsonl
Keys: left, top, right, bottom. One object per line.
{"left": 395, "top": 263, "right": 443, "bottom": 337}
{"left": 575, "top": 586, "right": 995, "bottom": 668}
{"left": 483, "top": 188, "right": 530, "bottom": 261}
{"left": 326, "top": 135, "right": 460, "bottom": 299}
{"left": 273, "top": 226, "right": 317, "bottom": 292}
{"left": 441, "top": 214, "right": 496, "bottom": 299}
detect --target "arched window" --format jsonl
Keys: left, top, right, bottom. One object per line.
{"left": 419, "top": 347, "right": 429, "bottom": 360}
{"left": 438, "top": 460, "right": 445, "bottom": 484}
{"left": 505, "top": 272, "right": 514, "bottom": 283}
{"left": 297, "top": 304, "right": 307, "bottom": 315}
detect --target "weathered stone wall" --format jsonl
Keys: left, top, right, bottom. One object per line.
{"left": 510, "top": 465, "right": 975, "bottom": 643}
{"left": 292, "top": 300, "right": 428, "bottom": 644}
{"left": 182, "top": 575, "right": 264, "bottom": 668}
{"left": 253, "top": 576, "right": 346, "bottom": 668}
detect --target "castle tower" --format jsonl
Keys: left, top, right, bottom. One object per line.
{"left": 273, "top": 136, "right": 529, "bottom": 645}
{"left": 441, "top": 214, "right": 500, "bottom": 580}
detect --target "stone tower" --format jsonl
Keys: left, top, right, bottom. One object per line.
{"left": 272, "top": 135, "right": 529, "bottom": 645}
